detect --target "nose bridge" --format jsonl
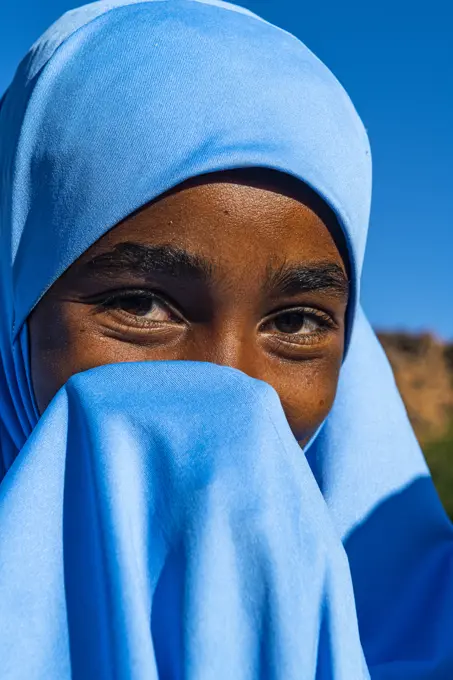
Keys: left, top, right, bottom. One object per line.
{"left": 188, "top": 258, "right": 265, "bottom": 378}
{"left": 200, "top": 318, "right": 262, "bottom": 380}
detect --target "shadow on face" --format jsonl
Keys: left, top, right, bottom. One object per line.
{"left": 28, "top": 168, "right": 350, "bottom": 444}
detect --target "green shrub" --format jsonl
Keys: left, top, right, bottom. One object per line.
{"left": 423, "top": 424, "right": 453, "bottom": 520}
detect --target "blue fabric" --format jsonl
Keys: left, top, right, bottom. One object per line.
{"left": 0, "top": 1, "right": 452, "bottom": 678}
{"left": 0, "top": 361, "right": 370, "bottom": 678}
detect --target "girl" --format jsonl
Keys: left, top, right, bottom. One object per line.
{"left": 1, "top": 1, "right": 452, "bottom": 677}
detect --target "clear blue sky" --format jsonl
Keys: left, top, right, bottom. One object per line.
{"left": 1, "top": 0, "right": 452, "bottom": 338}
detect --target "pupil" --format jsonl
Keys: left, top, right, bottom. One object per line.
{"left": 275, "top": 312, "right": 304, "bottom": 334}
{"left": 121, "top": 297, "right": 153, "bottom": 316}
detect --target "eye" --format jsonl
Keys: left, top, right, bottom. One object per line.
{"left": 115, "top": 295, "right": 170, "bottom": 320}
{"left": 97, "top": 290, "right": 182, "bottom": 323}
{"left": 273, "top": 311, "right": 323, "bottom": 335}
{"left": 260, "top": 307, "right": 336, "bottom": 343}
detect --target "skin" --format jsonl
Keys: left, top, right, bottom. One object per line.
{"left": 28, "top": 168, "right": 350, "bottom": 445}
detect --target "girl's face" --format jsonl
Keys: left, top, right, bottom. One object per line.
{"left": 28, "top": 170, "right": 349, "bottom": 445}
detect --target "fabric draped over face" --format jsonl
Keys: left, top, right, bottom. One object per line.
{"left": 0, "top": 1, "right": 452, "bottom": 678}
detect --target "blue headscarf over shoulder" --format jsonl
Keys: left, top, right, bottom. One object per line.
{"left": 0, "top": 1, "right": 452, "bottom": 678}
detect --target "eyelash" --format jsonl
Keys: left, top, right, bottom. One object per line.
{"left": 261, "top": 308, "right": 336, "bottom": 344}
{"left": 95, "top": 289, "right": 183, "bottom": 323}
{"left": 93, "top": 289, "right": 336, "bottom": 341}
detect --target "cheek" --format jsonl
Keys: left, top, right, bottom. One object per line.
{"left": 271, "top": 358, "right": 342, "bottom": 443}
{"left": 28, "top": 304, "right": 142, "bottom": 413}
{"left": 30, "top": 303, "right": 188, "bottom": 413}
{"left": 34, "top": 327, "right": 146, "bottom": 394}
{"left": 28, "top": 303, "right": 69, "bottom": 413}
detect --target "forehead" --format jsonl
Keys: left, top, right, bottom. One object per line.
{"left": 81, "top": 171, "right": 346, "bottom": 271}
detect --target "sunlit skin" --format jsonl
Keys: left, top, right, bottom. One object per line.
{"left": 29, "top": 168, "right": 350, "bottom": 445}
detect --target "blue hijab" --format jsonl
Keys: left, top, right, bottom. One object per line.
{"left": 0, "top": 1, "right": 452, "bottom": 677}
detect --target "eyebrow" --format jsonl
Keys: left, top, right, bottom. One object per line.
{"left": 264, "top": 259, "right": 349, "bottom": 300}
{"left": 82, "top": 242, "right": 349, "bottom": 299}
{"left": 82, "top": 242, "right": 214, "bottom": 282}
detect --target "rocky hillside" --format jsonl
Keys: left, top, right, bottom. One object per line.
{"left": 378, "top": 332, "right": 453, "bottom": 444}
